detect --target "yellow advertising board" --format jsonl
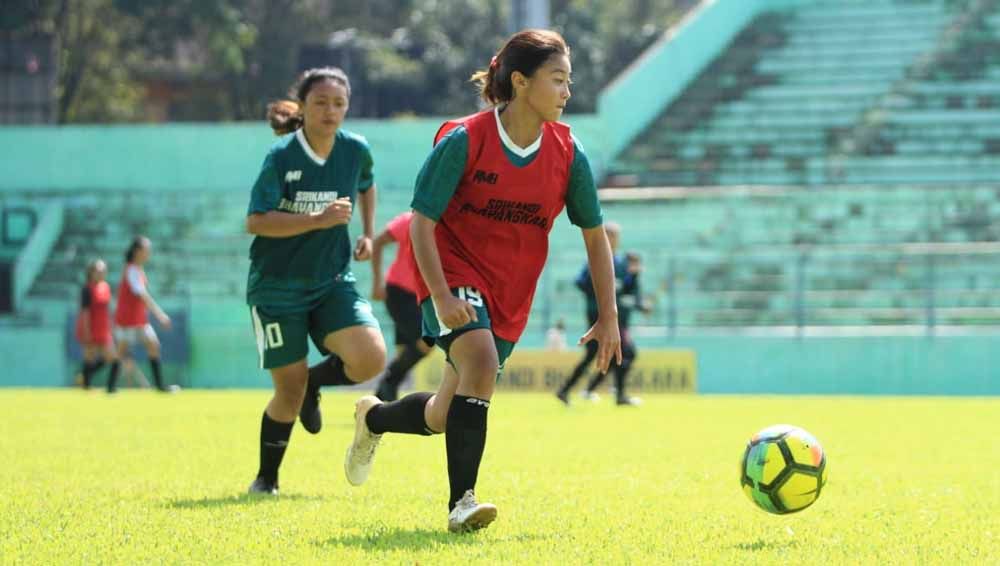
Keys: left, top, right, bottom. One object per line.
{"left": 413, "top": 348, "right": 696, "bottom": 393}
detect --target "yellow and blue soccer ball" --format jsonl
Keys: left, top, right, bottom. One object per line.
{"left": 740, "top": 424, "right": 827, "bottom": 514}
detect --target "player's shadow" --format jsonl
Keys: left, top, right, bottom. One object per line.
{"left": 317, "top": 527, "right": 546, "bottom": 551}
{"left": 734, "top": 538, "right": 799, "bottom": 552}
{"left": 166, "top": 493, "right": 325, "bottom": 510}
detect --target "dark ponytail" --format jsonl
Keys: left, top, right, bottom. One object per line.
{"left": 266, "top": 67, "right": 352, "bottom": 134}
{"left": 267, "top": 100, "right": 302, "bottom": 135}
{"left": 471, "top": 29, "right": 570, "bottom": 106}
{"left": 125, "top": 236, "right": 148, "bottom": 263}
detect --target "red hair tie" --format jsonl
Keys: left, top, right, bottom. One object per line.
{"left": 490, "top": 55, "right": 499, "bottom": 71}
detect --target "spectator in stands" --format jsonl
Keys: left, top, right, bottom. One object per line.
{"left": 556, "top": 223, "right": 648, "bottom": 406}
{"left": 110, "top": 236, "right": 174, "bottom": 394}
{"left": 346, "top": 30, "right": 620, "bottom": 533}
{"left": 245, "top": 67, "right": 386, "bottom": 496}
{"left": 74, "top": 259, "right": 118, "bottom": 389}
{"left": 369, "top": 211, "right": 432, "bottom": 402}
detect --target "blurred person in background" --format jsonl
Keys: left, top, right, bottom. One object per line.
{"left": 110, "top": 236, "right": 174, "bottom": 394}
{"left": 545, "top": 318, "right": 568, "bottom": 351}
{"left": 74, "top": 259, "right": 118, "bottom": 389}
{"left": 369, "top": 211, "right": 433, "bottom": 401}
{"left": 556, "top": 224, "right": 648, "bottom": 406}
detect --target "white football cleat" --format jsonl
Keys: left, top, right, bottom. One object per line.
{"left": 448, "top": 490, "right": 498, "bottom": 533}
{"left": 580, "top": 390, "right": 601, "bottom": 403}
{"left": 344, "top": 395, "right": 383, "bottom": 486}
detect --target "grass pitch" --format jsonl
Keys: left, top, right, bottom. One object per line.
{"left": 1, "top": 389, "right": 997, "bottom": 564}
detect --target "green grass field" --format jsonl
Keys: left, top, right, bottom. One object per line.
{"left": 1, "top": 389, "right": 998, "bottom": 564}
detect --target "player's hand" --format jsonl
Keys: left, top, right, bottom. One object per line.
{"left": 432, "top": 292, "right": 478, "bottom": 329}
{"left": 579, "top": 315, "right": 622, "bottom": 374}
{"left": 354, "top": 235, "right": 373, "bottom": 261}
{"left": 158, "top": 313, "right": 172, "bottom": 330}
{"left": 313, "top": 197, "right": 352, "bottom": 229}
{"left": 371, "top": 280, "right": 387, "bottom": 302}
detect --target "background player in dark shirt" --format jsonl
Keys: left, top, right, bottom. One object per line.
{"left": 556, "top": 223, "right": 650, "bottom": 406}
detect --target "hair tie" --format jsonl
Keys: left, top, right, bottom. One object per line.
{"left": 490, "top": 55, "right": 499, "bottom": 71}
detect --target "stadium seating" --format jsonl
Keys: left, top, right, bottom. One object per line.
{"left": 20, "top": 0, "right": 1000, "bottom": 342}
{"left": 606, "top": 0, "right": 1000, "bottom": 188}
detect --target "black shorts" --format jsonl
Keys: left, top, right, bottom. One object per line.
{"left": 385, "top": 284, "right": 423, "bottom": 346}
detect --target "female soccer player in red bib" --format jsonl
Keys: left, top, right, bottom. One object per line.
{"left": 75, "top": 259, "right": 118, "bottom": 389}
{"left": 369, "top": 211, "right": 433, "bottom": 401}
{"left": 111, "top": 236, "right": 173, "bottom": 393}
{"left": 344, "top": 29, "right": 622, "bottom": 533}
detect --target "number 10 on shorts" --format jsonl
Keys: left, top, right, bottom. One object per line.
{"left": 264, "top": 323, "right": 284, "bottom": 349}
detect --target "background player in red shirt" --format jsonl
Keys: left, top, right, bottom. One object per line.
{"left": 343, "top": 29, "right": 622, "bottom": 533}
{"left": 75, "top": 259, "right": 118, "bottom": 389}
{"left": 110, "top": 236, "right": 174, "bottom": 393}
{"left": 369, "top": 211, "right": 432, "bottom": 401}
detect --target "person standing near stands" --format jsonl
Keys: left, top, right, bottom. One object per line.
{"left": 555, "top": 223, "right": 648, "bottom": 406}
{"left": 245, "top": 67, "right": 387, "bottom": 495}
{"left": 75, "top": 259, "right": 118, "bottom": 389}
{"left": 110, "top": 236, "right": 174, "bottom": 394}
{"left": 369, "top": 211, "right": 432, "bottom": 401}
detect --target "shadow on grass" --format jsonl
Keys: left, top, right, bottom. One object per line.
{"left": 734, "top": 538, "right": 799, "bottom": 552}
{"left": 166, "top": 493, "right": 325, "bottom": 510}
{"left": 317, "top": 526, "right": 548, "bottom": 551}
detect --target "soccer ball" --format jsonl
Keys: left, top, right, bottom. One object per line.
{"left": 740, "top": 424, "right": 827, "bottom": 514}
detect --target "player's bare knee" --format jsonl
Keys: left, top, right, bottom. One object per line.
{"left": 459, "top": 366, "right": 496, "bottom": 399}
{"left": 425, "top": 396, "right": 447, "bottom": 433}
{"left": 274, "top": 383, "right": 306, "bottom": 412}
{"left": 344, "top": 347, "right": 386, "bottom": 382}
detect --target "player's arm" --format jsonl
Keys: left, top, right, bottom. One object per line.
{"left": 411, "top": 213, "right": 476, "bottom": 329}
{"left": 127, "top": 266, "right": 171, "bottom": 330}
{"left": 566, "top": 135, "right": 621, "bottom": 372}
{"left": 353, "top": 141, "right": 377, "bottom": 261}
{"left": 579, "top": 228, "right": 621, "bottom": 372}
{"left": 410, "top": 126, "right": 475, "bottom": 329}
{"left": 370, "top": 227, "right": 396, "bottom": 301}
{"left": 246, "top": 202, "right": 352, "bottom": 238}
{"left": 353, "top": 183, "right": 376, "bottom": 261}
{"left": 245, "top": 150, "right": 351, "bottom": 237}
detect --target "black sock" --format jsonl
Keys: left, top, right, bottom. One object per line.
{"left": 308, "top": 356, "right": 355, "bottom": 388}
{"left": 366, "top": 391, "right": 434, "bottom": 435}
{"left": 150, "top": 358, "right": 164, "bottom": 389}
{"left": 446, "top": 395, "right": 489, "bottom": 511}
{"left": 614, "top": 366, "right": 626, "bottom": 399}
{"left": 81, "top": 361, "right": 96, "bottom": 388}
{"left": 559, "top": 343, "right": 598, "bottom": 394}
{"left": 382, "top": 345, "right": 426, "bottom": 388}
{"left": 586, "top": 371, "right": 607, "bottom": 393}
{"left": 106, "top": 361, "right": 120, "bottom": 392}
{"left": 257, "top": 411, "right": 294, "bottom": 485}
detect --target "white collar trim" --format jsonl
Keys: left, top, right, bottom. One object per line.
{"left": 296, "top": 129, "right": 326, "bottom": 166}
{"left": 494, "top": 106, "right": 542, "bottom": 158}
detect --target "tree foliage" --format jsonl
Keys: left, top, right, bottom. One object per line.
{"left": 4, "top": 0, "right": 693, "bottom": 123}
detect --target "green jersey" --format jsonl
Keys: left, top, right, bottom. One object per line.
{"left": 247, "top": 128, "right": 374, "bottom": 313}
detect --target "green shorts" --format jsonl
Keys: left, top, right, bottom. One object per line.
{"left": 250, "top": 283, "right": 380, "bottom": 369}
{"left": 420, "top": 286, "right": 515, "bottom": 379}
